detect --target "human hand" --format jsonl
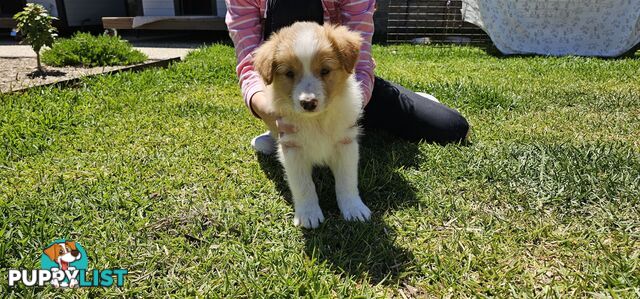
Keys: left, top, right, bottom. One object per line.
{"left": 251, "top": 92, "right": 297, "bottom": 136}
{"left": 275, "top": 118, "right": 297, "bottom": 137}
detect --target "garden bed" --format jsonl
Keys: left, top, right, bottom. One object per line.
{"left": 0, "top": 32, "right": 178, "bottom": 93}
{"left": 0, "top": 57, "right": 175, "bottom": 93}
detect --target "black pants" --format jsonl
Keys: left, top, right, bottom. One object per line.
{"left": 264, "top": 0, "right": 469, "bottom": 144}
{"left": 363, "top": 77, "right": 469, "bottom": 144}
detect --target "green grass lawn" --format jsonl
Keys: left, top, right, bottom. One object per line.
{"left": 1, "top": 45, "right": 639, "bottom": 297}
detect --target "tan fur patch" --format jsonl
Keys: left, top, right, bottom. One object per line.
{"left": 323, "top": 24, "right": 362, "bottom": 73}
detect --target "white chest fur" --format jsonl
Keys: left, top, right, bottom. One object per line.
{"left": 275, "top": 76, "right": 362, "bottom": 166}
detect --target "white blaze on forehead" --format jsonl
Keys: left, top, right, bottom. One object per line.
{"left": 293, "top": 26, "right": 319, "bottom": 73}
{"left": 290, "top": 25, "right": 326, "bottom": 109}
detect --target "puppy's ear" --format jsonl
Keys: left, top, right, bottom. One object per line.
{"left": 252, "top": 37, "right": 278, "bottom": 85}
{"left": 326, "top": 24, "right": 362, "bottom": 73}
{"left": 43, "top": 244, "right": 59, "bottom": 261}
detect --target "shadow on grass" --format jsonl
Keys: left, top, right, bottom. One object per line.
{"left": 257, "top": 130, "right": 423, "bottom": 285}
{"left": 484, "top": 43, "right": 640, "bottom": 60}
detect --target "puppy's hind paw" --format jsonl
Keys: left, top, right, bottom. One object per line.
{"left": 294, "top": 204, "right": 325, "bottom": 228}
{"left": 338, "top": 197, "right": 371, "bottom": 222}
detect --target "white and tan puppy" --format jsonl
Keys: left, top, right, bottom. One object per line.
{"left": 253, "top": 22, "right": 371, "bottom": 228}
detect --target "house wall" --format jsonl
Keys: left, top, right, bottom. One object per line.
{"left": 26, "top": 0, "right": 58, "bottom": 17}
{"left": 142, "top": 0, "right": 175, "bottom": 16}
{"left": 62, "top": 0, "right": 127, "bottom": 26}
{"left": 215, "top": 0, "right": 225, "bottom": 17}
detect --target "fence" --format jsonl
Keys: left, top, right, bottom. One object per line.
{"left": 384, "top": 0, "right": 490, "bottom": 44}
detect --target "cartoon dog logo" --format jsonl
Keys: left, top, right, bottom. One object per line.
{"left": 42, "top": 240, "right": 84, "bottom": 287}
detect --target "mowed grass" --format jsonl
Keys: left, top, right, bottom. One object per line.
{"left": 1, "top": 44, "right": 639, "bottom": 297}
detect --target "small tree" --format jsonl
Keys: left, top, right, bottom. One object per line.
{"left": 13, "top": 3, "right": 58, "bottom": 73}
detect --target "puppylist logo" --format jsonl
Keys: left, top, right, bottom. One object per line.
{"left": 8, "top": 239, "right": 128, "bottom": 288}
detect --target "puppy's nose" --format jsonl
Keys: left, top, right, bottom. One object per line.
{"left": 300, "top": 99, "right": 318, "bottom": 111}
{"left": 70, "top": 250, "right": 80, "bottom": 257}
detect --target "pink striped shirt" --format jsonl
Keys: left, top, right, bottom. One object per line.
{"left": 225, "top": 0, "right": 376, "bottom": 117}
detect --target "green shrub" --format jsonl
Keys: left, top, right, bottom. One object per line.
{"left": 42, "top": 33, "right": 147, "bottom": 67}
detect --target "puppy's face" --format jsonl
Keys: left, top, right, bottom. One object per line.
{"left": 253, "top": 22, "right": 362, "bottom": 115}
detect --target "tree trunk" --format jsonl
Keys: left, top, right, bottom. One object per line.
{"left": 36, "top": 51, "right": 42, "bottom": 73}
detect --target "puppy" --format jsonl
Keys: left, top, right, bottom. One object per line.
{"left": 253, "top": 22, "right": 371, "bottom": 228}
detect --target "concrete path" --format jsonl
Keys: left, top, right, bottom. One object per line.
{"left": 0, "top": 44, "right": 195, "bottom": 60}
{"left": 0, "top": 38, "right": 203, "bottom": 93}
{"left": 0, "top": 45, "right": 34, "bottom": 58}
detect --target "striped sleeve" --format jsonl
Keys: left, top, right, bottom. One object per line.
{"left": 339, "top": 0, "right": 376, "bottom": 106}
{"left": 225, "top": 0, "right": 264, "bottom": 117}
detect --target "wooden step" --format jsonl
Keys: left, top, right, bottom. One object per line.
{"left": 102, "top": 16, "right": 226, "bottom": 31}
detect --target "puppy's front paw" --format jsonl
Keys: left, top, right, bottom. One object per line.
{"left": 294, "top": 203, "right": 325, "bottom": 228}
{"left": 338, "top": 196, "right": 371, "bottom": 222}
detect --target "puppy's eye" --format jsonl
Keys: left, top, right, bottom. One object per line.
{"left": 59, "top": 249, "right": 64, "bottom": 254}
{"left": 285, "top": 71, "right": 294, "bottom": 78}
{"left": 320, "top": 68, "right": 330, "bottom": 76}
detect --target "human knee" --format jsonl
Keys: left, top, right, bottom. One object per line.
{"left": 448, "top": 113, "right": 470, "bottom": 143}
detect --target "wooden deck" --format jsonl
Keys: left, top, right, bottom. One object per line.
{"left": 0, "top": 17, "right": 17, "bottom": 29}
{"left": 102, "top": 16, "right": 226, "bottom": 31}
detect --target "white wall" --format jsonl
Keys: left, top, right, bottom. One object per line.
{"left": 142, "top": 0, "right": 175, "bottom": 16}
{"left": 216, "top": 0, "right": 226, "bottom": 17}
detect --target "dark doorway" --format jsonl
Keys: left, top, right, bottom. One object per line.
{"left": 0, "top": 0, "right": 27, "bottom": 17}
{"left": 175, "top": 0, "right": 215, "bottom": 16}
